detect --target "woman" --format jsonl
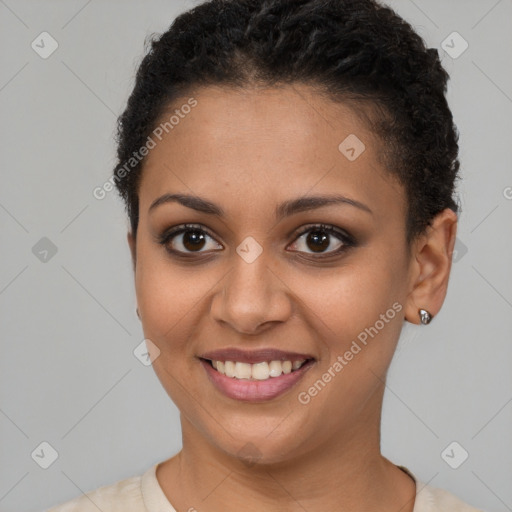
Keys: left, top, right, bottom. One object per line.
{"left": 47, "top": 0, "right": 483, "bottom": 510}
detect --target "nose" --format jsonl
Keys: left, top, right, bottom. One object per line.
{"left": 210, "top": 250, "right": 293, "bottom": 335}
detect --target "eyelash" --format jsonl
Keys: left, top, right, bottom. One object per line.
{"left": 156, "top": 223, "right": 356, "bottom": 260}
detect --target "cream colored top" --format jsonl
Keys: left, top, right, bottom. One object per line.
{"left": 45, "top": 463, "right": 485, "bottom": 511}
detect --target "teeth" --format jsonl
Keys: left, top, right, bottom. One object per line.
{"left": 282, "top": 361, "right": 292, "bottom": 374}
{"left": 268, "top": 361, "right": 282, "bottom": 377}
{"left": 225, "top": 361, "right": 236, "bottom": 378}
{"left": 210, "top": 359, "right": 307, "bottom": 380}
{"left": 235, "top": 362, "right": 252, "bottom": 379}
{"left": 252, "top": 362, "right": 269, "bottom": 380}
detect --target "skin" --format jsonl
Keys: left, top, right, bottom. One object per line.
{"left": 127, "top": 84, "right": 457, "bottom": 512}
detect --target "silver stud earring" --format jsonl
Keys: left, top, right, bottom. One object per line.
{"left": 419, "top": 309, "right": 432, "bottom": 325}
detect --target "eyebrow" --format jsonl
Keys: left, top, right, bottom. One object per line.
{"left": 149, "top": 193, "right": 373, "bottom": 219}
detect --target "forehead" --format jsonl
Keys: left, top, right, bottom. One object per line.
{"left": 139, "top": 84, "right": 405, "bottom": 224}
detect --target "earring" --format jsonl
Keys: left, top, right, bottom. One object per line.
{"left": 419, "top": 309, "right": 432, "bottom": 325}
{"left": 136, "top": 308, "right": 141, "bottom": 320}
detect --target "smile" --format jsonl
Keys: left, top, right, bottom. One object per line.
{"left": 199, "top": 351, "right": 315, "bottom": 402}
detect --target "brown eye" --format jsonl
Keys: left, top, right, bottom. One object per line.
{"left": 181, "top": 229, "right": 207, "bottom": 251}
{"left": 158, "top": 224, "right": 223, "bottom": 255}
{"left": 288, "top": 224, "right": 355, "bottom": 256}
{"left": 304, "top": 230, "right": 330, "bottom": 253}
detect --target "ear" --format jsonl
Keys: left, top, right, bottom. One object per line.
{"left": 404, "top": 208, "right": 458, "bottom": 325}
{"left": 127, "top": 231, "right": 136, "bottom": 272}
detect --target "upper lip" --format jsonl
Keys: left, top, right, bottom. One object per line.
{"left": 199, "top": 348, "right": 315, "bottom": 364}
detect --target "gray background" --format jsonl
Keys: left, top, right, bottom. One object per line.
{"left": 0, "top": 0, "right": 511, "bottom": 511}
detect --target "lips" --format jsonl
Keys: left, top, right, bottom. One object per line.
{"left": 198, "top": 348, "right": 316, "bottom": 402}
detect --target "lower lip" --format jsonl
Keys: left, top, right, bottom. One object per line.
{"left": 200, "top": 359, "right": 314, "bottom": 402}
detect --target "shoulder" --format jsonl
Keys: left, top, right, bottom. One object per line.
{"left": 397, "top": 466, "right": 485, "bottom": 512}
{"left": 44, "top": 472, "right": 144, "bottom": 512}
{"left": 414, "top": 481, "right": 486, "bottom": 512}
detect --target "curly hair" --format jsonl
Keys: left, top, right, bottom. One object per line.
{"left": 113, "top": 0, "right": 460, "bottom": 243}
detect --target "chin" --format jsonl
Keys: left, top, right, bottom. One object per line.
{"left": 206, "top": 422, "right": 312, "bottom": 469}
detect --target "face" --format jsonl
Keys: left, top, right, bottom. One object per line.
{"left": 130, "top": 84, "right": 415, "bottom": 464}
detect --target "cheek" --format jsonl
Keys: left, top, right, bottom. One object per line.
{"left": 291, "top": 258, "right": 406, "bottom": 417}
{"left": 134, "top": 252, "right": 206, "bottom": 403}
{"left": 314, "top": 257, "right": 403, "bottom": 322}
{"left": 134, "top": 244, "right": 207, "bottom": 342}
{"left": 303, "top": 253, "right": 407, "bottom": 366}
